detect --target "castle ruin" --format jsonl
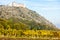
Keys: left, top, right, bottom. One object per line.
{"left": 8, "top": 2, "right": 25, "bottom": 8}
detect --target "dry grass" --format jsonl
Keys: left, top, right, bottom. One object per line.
{"left": 0, "top": 37, "right": 60, "bottom": 40}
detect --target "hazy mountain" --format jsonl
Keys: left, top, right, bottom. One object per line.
{"left": 0, "top": 5, "right": 58, "bottom": 30}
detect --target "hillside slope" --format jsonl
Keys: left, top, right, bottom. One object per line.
{"left": 0, "top": 5, "right": 58, "bottom": 30}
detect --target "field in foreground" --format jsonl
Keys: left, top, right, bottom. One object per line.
{"left": 0, "top": 30, "right": 60, "bottom": 39}
{"left": 0, "top": 37, "right": 60, "bottom": 40}
{"left": 0, "top": 30, "right": 60, "bottom": 40}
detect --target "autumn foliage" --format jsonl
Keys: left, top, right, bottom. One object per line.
{"left": 0, "top": 18, "right": 60, "bottom": 38}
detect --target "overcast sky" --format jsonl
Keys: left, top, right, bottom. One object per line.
{"left": 0, "top": 0, "right": 60, "bottom": 28}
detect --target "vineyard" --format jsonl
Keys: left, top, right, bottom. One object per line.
{"left": 0, "top": 30, "right": 60, "bottom": 38}
{"left": 0, "top": 18, "right": 60, "bottom": 40}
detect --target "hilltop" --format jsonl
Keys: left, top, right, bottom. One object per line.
{"left": 0, "top": 5, "right": 58, "bottom": 30}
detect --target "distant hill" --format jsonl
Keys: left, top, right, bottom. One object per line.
{"left": 0, "top": 5, "right": 58, "bottom": 30}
